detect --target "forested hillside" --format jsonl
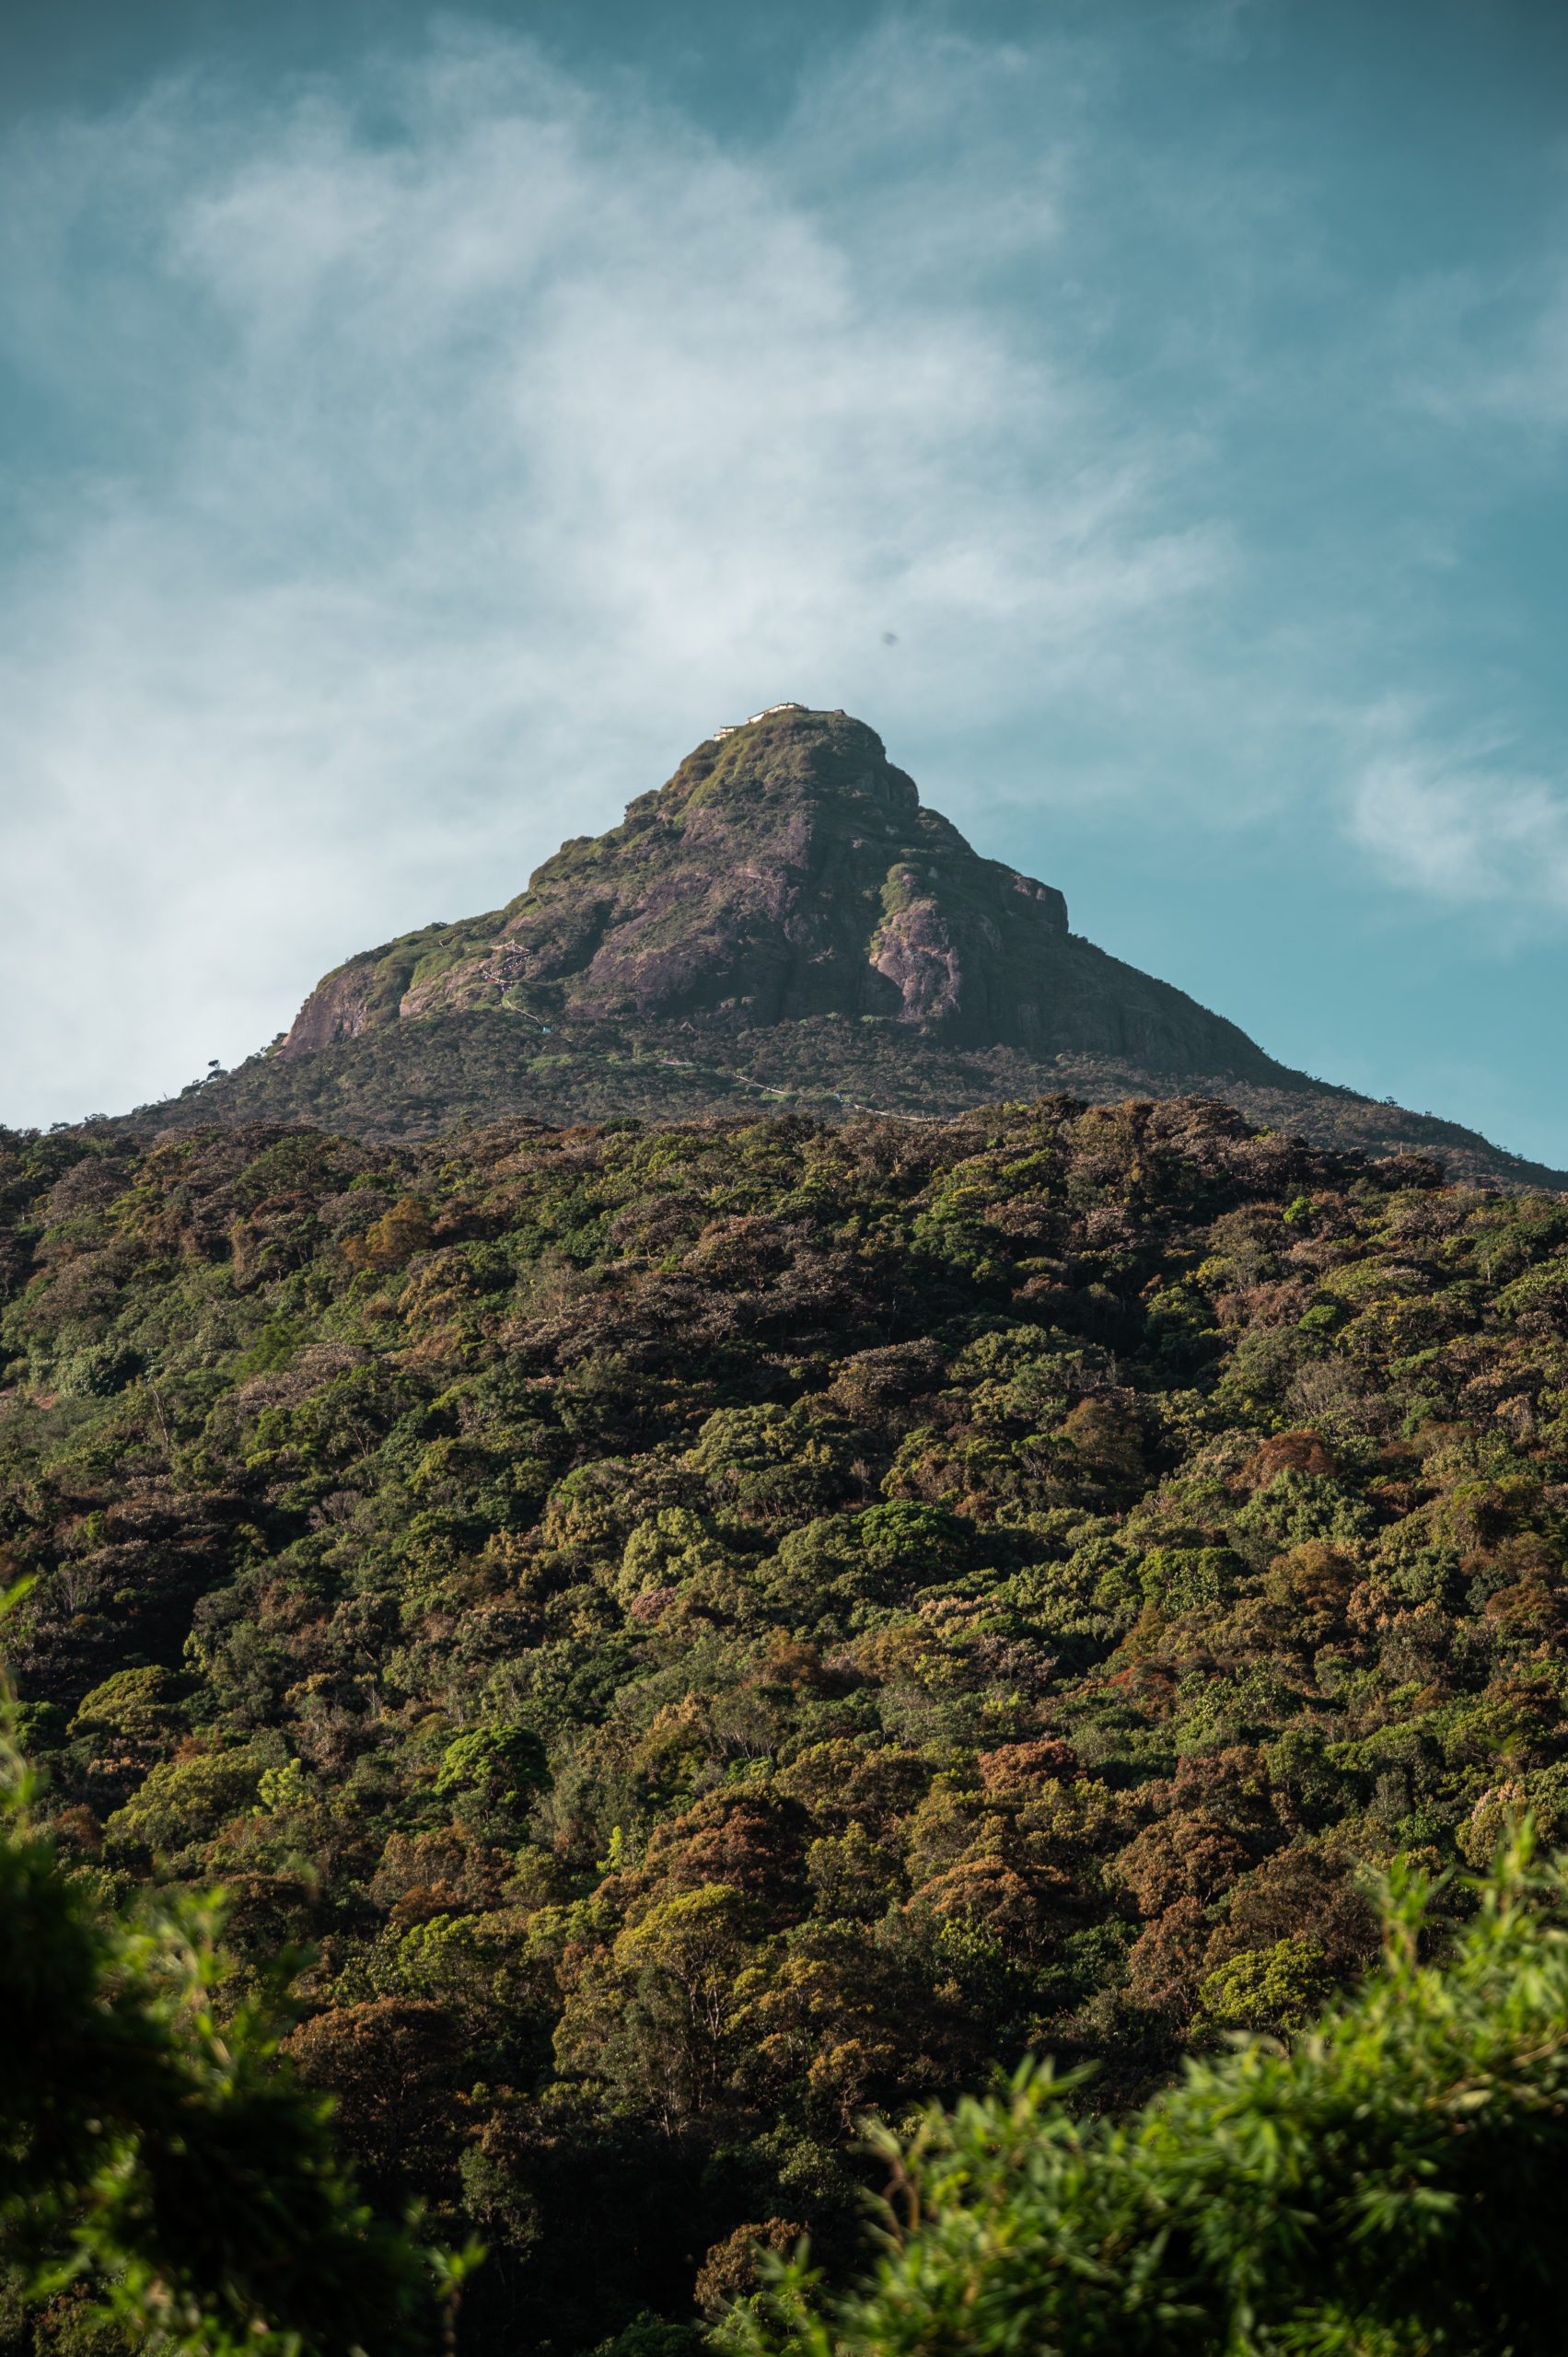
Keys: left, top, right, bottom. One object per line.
{"left": 142, "top": 1005, "right": 1568, "bottom": 1190}
{"left": 4, "top": 1095, "right": 1568, "bottom": 2351}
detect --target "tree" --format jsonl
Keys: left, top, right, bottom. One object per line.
{"left": 0, "top": 1621, "right": 469, "bottom": 2355}
{"left": 556, "top": 1884, "right": 759, "bottom": 2132}
{"left": 285, "top": 1999, "right": 465, "bottom": 2200}
{"left": 723, "top": 1834, "right": 1568, "bottom": 2357}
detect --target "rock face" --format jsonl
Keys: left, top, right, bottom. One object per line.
{"left": 282, "top": 706, "right": 1284, "bottom": 1082}
{"left": 142, "top": 702, "right": 1555, "bottom": 1187}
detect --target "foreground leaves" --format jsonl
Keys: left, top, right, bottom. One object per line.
{"left": 726, "top": 1836, "right": 1568, "bottom": 2357}
{"left": 0, "top": 1615, "right": 466, "bottom": 2355}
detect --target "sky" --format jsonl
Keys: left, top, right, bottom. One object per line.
{"left": 4, "top": 0, "right": 1568, "bottom": 1162}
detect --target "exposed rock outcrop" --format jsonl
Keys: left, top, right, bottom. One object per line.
{"left": 282, "top": 706, "right": 1281, "bottom": 1083}
{"left": 125, "top": 703, "right": 1558, "bottom": 1189}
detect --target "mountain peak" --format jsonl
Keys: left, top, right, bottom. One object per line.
{"left": 656, "top": 702, "right": 915, "bottom": 825}
{"left": 138, "top": 709, "right": 1562, "bottom": 1188}
{"left": 278, "top": 708, "right": 1284, "bottom": 1084}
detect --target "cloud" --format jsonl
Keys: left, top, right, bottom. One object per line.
{"left": 0, "top": 21, "right": 1230, "bottom": 1125}
{"left": 1388, "top": 244, "right": 1568, "bottom": 441}
{"left": 1348, "top": 743, "right": 1568, "bottom": 912}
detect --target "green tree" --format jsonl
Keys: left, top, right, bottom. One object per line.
{"left": 725, "top": 1835, "right": 1568, "bottom": 2357}
{"left": 0, "top": 1618, "right": 470, "bottom": 2354}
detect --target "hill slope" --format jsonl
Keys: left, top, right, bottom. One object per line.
{"left": 133, "top": 704, "right": 1563, "bottom": 1189}
{"left": 6, "top": 1097, "right": 1568, "bottom": 2351}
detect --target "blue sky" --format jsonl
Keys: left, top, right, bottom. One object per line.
{"left": 4, "top": 0, "right": 1568, "bottom": 1161}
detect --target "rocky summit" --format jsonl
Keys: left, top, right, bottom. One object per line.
{"left": 137, "top": 704, "right": 1562, "bottom": 1187}
{"left": 282, "top": 704, "right": 1277, "bottom": 1081}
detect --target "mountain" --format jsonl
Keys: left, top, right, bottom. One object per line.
{"left": 137, "top": 704, "right": 1562, "bottom": 1188}
{"left": 281, "top": 702, "right": 1273, "bottom": 1074}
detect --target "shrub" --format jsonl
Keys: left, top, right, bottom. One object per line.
{"left": 725, "top": 1836, "right": 1568, "bottom": 2357}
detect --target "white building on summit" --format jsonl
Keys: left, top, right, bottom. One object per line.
{"left": 709, "top": 702, "right": 807, "bottom": 740}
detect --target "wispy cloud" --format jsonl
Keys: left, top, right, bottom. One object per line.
{"left": 1348, "top": 740, "right": 1568, "bottom": 912}
{"left": 1386, "top": 225, "right": 1568, "bottom": 442}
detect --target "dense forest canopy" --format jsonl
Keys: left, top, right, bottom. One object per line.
{"left": 0, "top": 1668, "right": 457, "bottom": 2356}
{"left": 3, "top": 1093, "right": 1568, "bottom": 2351}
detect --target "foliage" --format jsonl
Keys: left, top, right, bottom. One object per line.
{"left": 0, "top": 1597, "right": 462, "bottom": 2354}
{"left": 131, "top": 1008, "right": 1560, "bottom": 1190}
{"left": 2, "top": 1095, "right": 1567, "bottom": 2348}
{"left": 724, "top": 1837, "right": 1568, "bottom": 2356}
